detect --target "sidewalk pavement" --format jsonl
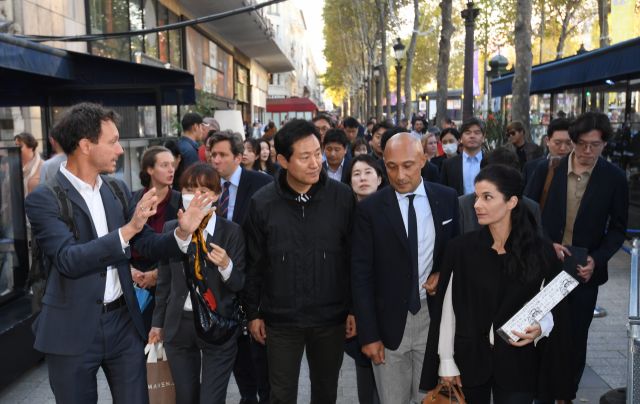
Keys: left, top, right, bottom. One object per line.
{"left": 0, "top": 250, "right": 631, "bottom": 404}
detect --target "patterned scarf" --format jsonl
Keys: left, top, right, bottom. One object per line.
{"left": 187, "top": 212, "right": 217, "bottom": 311}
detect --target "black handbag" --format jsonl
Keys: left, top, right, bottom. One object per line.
{"left": 183, "top": 259, "right": 245, "bottom": 345}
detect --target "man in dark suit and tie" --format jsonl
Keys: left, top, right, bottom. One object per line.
{"left": 322, "top": 129, "right": 352, "bottom": 182}
{"left": 208, "top": 130, "right": 273, "bottom": 404}
{"left": 521, "top": 118, "right": 573, "bottom": 186}
{"left": 524, "top": 112, "right": 629, "bottom": 400}
{"left": 352, "top": 133, "right": 460, "bottom": 403}
{"left": 25, "top": 103, "right": 214, "bottom": 403}
{"left": 440, "top": 117, "right": 486, "bottom": 196}
{"left": 377, "top": 126, "right": 441, "bottom": 184}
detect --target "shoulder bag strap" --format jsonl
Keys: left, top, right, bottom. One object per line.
{"left": 539, "top": 156, "right": 561, "bottom": 213}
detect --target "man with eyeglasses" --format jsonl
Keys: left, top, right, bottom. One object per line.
{"left": 504, "top": 120, "right": 542, "bottom": 170}
{"left": 313, "top": 114, "right": 332, "bottom": 163}
{"left": 524, "top": 112, "right": 629, "bottom": 403}
{"left": 522, "top": 118, "right": 574, "bottom": 185}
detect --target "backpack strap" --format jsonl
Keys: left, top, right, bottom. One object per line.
{"left": 169, "top": 189, "right": 182, "bottom": 211}
{"left": 100, "top": 175, "right": 129, "bottom": 222}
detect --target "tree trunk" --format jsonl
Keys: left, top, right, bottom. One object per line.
{"left": 403, "top": 0, "right": 420, "bottom": 120}
{"left": 556, "top": 3, "right": 578, "bottom": 60}
{"left": 539, "top": 2, "right": 544, "bottom": 64}
{"left": 512, "top": 0, "right": 533, "bottom": 138}
{"left": 598, "top": 0, "right": 611, "bottom": 48}
{"left": 435, "top": 0, "right": 454, "bottom": 129}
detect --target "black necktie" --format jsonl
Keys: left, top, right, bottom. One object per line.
{"left": 219, "top": 182, "right": 231, "bottom": 219}
{"left": 407, "top": 194, "right": 421, "bottom": 315}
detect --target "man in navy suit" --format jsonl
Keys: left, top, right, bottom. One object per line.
{"left": 209, "top": 130, "right": 273, "bottom": 404}
{"left": 352, "top": 133, "right": 460, "bottom": 403}
{"left": 25, "top": 103, "right": 215, "bottom": 403}
{"left": 524, "top": 112, "right": 629, "bottom": 399}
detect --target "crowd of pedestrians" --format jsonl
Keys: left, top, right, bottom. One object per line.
{"left": 22, "top": 102, "right": 630, "bottom": 404}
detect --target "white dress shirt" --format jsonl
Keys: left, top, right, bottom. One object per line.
{"left": 221, "top": 165, "right": 243, "bottom": 222}
{"left": 395, "top": 179, "right": 436, "bottom": 301}
{"left": 326, "top": 159, "right": 345, "bottom": 181}
{"left": 60, "top": 162, "right": 191, "bottom": 304}
{"left": 438, "top": 273, "right": 555, "bottom": 377}
{"left": 462, "top": 150, "right": 483, "bottom": 195}
{"left": 183, "top": 214, "right": 233, "bottom": 311}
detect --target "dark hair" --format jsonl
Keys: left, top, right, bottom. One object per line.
{"left": 208, "top": 130, "right": 245, "bottom": 157}
{"left": 139, "top": 146, "right": 173, "bottom": 188}
{"left": 179, "top": 163, "right": 222, "bottom": 195}
{"left": 372, "top": 121, "right": 393, "bottom": 136}
{"left": 441, "top": 116, "right": 453, "bottom": 125}
{"left": 274, "top": 119, "right": 320, "bottom": 161}
{"left": 323, "top": 129, "right": 348, "bottom": 148}
{"left": 50, "top": 102, "right": 121, "bottom": 155}
{"left": 505, "top": 121, "right": 525, "bottom": 133}
{"left": 244, "top": 139, "right": 261, "bottom": 171}
{"left": 440, "top": 128, "right": 460, "bottom": 141}
{"left": 474, "top": 165, "right": 546, "bottom": 283}
{"left": 459, "top": 117, "right": 486, "bottom": 136}
{"left": 400, "top": 118, "right": 409, "bottom": 125}
{"left": 380, "top": 126, "right": 408, "bottom": 152}
{"left": 312, "top": 114, "right": 332, "bottom": 125}
{"left": 343, "top": 154, "right": 388, "bottom": 190}
{"left": 14, "top": 132, "right": 38, "bottom": 151}
{"left": 547, "top": 118, "right": 572, "bottom": 139}
{"left": 161, "top": 140, "right": 185, "bottom": 191}
{"left": 343, "top": 117, "right": 359, "bottom": 129}
{"left": 568, "top": 112, "right": 613, "bottom": 143}
{"left": 256, "top": 138, "right": 275, "bottom": 174}
{"left": 267, "top": 122, "right": 276, "bottom": 130}
{"left": 351, "top": 138, "right": 371, "bottom": 156}
{"left": 480, "top": 147, "right": 520, "bottom": 170}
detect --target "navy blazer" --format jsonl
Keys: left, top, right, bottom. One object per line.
{"left": 440, "top": 153, "right": 464, "bottom": 197}
{"left": 25, "top": 170, "right": 184, "bottom": 355}
{"left": 522, "top": 156, "right": 546, "bottom": 185}
{"left": 377, "top": 157, "right": 441, "bottom": 185}
{"left": 351, "top": 181, "right": 460, "bottom": 350}
{"left": 231, "top": 168, "right": 273, "bottom": 225}
{"left": 524, "top": 155, "right": 628, "bottom": 286}
{"left": 322, "top": 153, "right": 352, "bottom": 183}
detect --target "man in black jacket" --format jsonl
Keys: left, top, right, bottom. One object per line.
{"left": 522, "top": 118, "right": 573, "bottom": 186}
{"left": 241, "top": 119, "right": 357, "bottom": 404}
{"left": 209, "top": 130, "right": 273, "bottom": 404}
{"left": 524, "top": 112, "right": 629, "bottom": 399}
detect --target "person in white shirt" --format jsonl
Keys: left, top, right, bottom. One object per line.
{"left": 149, "top": 163, "right": 247, "bottom": 403}
{"left": 24, "top": 102, "right": 213, "bottom": 403}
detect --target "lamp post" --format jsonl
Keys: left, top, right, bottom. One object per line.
{"left": 461, "top": 2, "right": 480, "bottom": 122}
{"left": 393, "top": 38, "right": 406, "bottom": 123}
{"left": 373, "top": 65, "right": 382, "bottom": 120}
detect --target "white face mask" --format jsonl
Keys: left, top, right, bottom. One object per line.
{"left": 442, "top": 143, "right": 458, "bottom": 155}
{"left": 182, "top": 194, "right": 213, "bottom": 212}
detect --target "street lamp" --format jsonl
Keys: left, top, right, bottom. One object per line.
{"left": 393, "top": 38, "right": 405, "bottom": 122}
{"left": 373, "top": 65, "right": 381, "bottom": 120}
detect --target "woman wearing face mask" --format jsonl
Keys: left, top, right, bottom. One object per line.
{"left": 257, "top": 138, "right": 280, "bottom": 176}
{"left": 130, "top": 146, "right": 182, "bottom": 333}
{"left": 341, "top": 154, "right": 386, "bottom": 404}
{"left": 431, "top": 128, "right": 460, "bottom": 172}
{"left": 242, "top": 139, "right": 260, "bottom": 171}
{"left": 149, "top": 163, "right": 246, "bottom": 404}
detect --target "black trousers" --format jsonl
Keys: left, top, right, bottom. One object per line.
{"left": 47, "top": 305, "right": 147, "bottom": 404}
{"left": 568, "top": 283, "right": 599, "bottom": 394}
{"left": 164, "top": 311, "right": 238, "bottom": 404}
{"left": 233, "top": 333, "right": 270, "bottom": 402}
{"left": 266, "top": 324, "right": 345, "bottom": 404}
{"left": 355, "top": 363, "right": 380, "bottom": 404}
{"left": 462, "top": 374, "right": 534, "bottom": 404}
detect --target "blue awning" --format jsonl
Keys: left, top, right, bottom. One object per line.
{"left": 490, "top": 36, "right": 640, "bottom": 97}
{"left": 0, "top": 33, "right": 195, "bottom": 107}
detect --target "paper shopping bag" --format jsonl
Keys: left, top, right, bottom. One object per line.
{"left": 145, "top": 342, "right": 175, "bottom": 404}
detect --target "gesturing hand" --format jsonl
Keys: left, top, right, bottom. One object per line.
{"left": 207, "top": 243, "right": 230, "bottom": 270}
{"left": 121, "top": 188, "right": 158, "bottom": 243}
{"left": 176, "top": 191, "right": 215, "bottom": 240}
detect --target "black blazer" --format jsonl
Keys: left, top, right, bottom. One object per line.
{"left": 430, "top": 153, "right": 450, "bottom": 173}
{"left": 231, "top": 168, "right": 273, "bottom": 225}
{"left": 440, "top": 153, "right": 464, "bottom": 196}
{"left": 152, "top": 217, "right": 246, "bottom": 342}
{"left": 351, "top": 181, "right": 460, "bottom": 351}
{"left": 420, "top": 227, "right": 574, "bottom": 400}
{"left": 524, "top": 155, "right": 628, "bottom": 286}
{"left": 377, "top": 157, "right": 441, "bottom": 185}
{"left": 522, "top": 156, "right": 546, "bottom": 185}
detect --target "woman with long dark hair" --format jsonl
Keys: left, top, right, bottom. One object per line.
{"left": 421, "top": 164, "right": 574, "bottom": 404}
{"left": 257, "top": 138, "right": 279, "bottom": 176}
{"left": 242, "top": 138, "right": 261, "bottom": 171}
{"left": 161, "top": 140, "right": 185, "bottom": 192}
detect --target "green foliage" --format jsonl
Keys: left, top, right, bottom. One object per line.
{"left": 482, "top": 111, "right": 508, "bottom": 152}
{"left": 170, "top": 92, "right": 217, "bottom": 135}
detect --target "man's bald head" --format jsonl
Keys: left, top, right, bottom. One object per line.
{"left": 384, "top": 132, "right": 427, "bottom": 194}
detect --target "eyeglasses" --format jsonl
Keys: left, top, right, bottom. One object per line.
{"left": 507, "top": 131, "right": 517, "bottom": 137}
{"left": 575, "top": 140, "right": 603, "bottom": 151}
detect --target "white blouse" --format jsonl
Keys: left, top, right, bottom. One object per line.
{"left": 438, "top": 273, "right": 555, "bottom": 377}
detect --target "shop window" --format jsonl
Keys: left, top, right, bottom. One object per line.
{"left": 157, "top": 3, "right": 169, "bottom": 63}
{"left": 89, "top": 0, "right": 131, "bottom": 60}
{"left": 143, "top": 0, "right": 158, "bottom": 59}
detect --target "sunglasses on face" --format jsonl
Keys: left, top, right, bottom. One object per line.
{"left": 507, "top": 131, "right": 518, "bottom": 137}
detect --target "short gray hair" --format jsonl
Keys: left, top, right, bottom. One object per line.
{"left": 207, "top": 130, "right": 244, "bottom": 157}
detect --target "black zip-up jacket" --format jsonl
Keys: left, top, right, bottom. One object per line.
{"left": 241, "top": 168, "right": 357, "bottom": 328}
